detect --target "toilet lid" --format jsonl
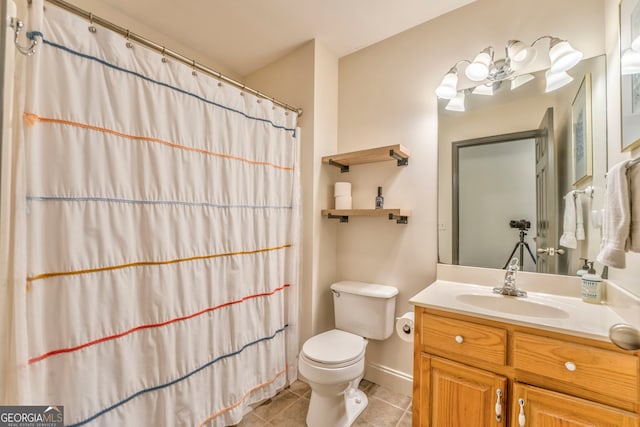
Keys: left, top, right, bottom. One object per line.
{"left": 302, "top": 329, "right": 366, "bottom": 365}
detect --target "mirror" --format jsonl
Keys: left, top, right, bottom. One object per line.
{"left": 438, "top": 54, "right": 608, "bottom": 276}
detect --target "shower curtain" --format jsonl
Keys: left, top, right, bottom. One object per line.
{"left": 4, "top": 2, "right": 300, "bottom": 426}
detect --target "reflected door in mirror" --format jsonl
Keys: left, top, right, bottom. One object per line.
{"left": 535, "top": 108, "right": 558, "bottom": 274}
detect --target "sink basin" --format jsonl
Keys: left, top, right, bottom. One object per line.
{"left": 410, "top": 280, "right": 630, "bottom": 340}
{"left": 455, "top": 293, "right": 570, "bottom": 319}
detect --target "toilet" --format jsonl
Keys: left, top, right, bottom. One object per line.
{"left": 298, "top": 281, "right": 399, "bottom": 427}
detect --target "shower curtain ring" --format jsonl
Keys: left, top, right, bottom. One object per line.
{"left": 9, "top": 17, "right": 40, "bottom": 56}
{"left": 161, "top": 47, "right": 168, "bottom": 63}
{"left": 192, "top": 60, "right": 197, "bottom": 76}
{"left": 88, "top": 13, "right": 97, "bottom": 33}
{"left": 125, "top": 30, "right": 133, "bottom": 48}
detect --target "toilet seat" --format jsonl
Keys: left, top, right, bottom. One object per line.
{"left": 302, "top": 329, "right": 366, "bottom": 367}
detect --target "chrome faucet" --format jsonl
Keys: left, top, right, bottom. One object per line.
{"left": 493, "top": 257, "right": 527, "bottom": 297}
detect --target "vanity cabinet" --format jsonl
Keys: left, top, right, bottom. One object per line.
{"left": 413, "top": 306, "right": 640, "bottom": 426}
{"left": 512, "top": 332, "right": 639, "bottom": 410}
{"left": 512, "top": 383, "right": 639, "bottom": 427}
{"left": 419, "top": 355, "right": 506, "bottom": 427}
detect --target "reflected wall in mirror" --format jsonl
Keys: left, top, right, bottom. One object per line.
{"left": 438, "top": 55, "right": 608, "bottom": 276}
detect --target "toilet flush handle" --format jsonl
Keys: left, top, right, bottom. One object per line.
{"left": 331, "top": 289, "right": 341, "bottom": 297}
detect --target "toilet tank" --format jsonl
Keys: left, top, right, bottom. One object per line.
{"left": 331, "top": 281, "right": 399, "bottom": 340}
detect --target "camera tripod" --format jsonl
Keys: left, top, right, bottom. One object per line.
{"left": 502, "top": 228, "right": 537, "bottom": 270}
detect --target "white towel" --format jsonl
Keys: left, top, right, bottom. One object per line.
{"left": 597, "top": 160, "right": 632, "bottom": 268}
{"left": 629, "top": 163, "right": 640, "bottom": 252}
{"left": 559, "top": 190, "right": 585, "bottom": 249}
{"left": 560, "top": 191, "right": 578, "bottom": 249}
{"left": 575, "top": 192, "right": 585, "bottom": 241}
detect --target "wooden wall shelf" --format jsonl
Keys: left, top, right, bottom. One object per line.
{"left": 322, "top": 144, "right": 410, "bottom": 172}
{"left": 321, "top": 208, "right": 411, "bottom": 224}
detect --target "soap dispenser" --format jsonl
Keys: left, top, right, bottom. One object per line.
{"left": 581, "top": 262, "right": 604, "bottom": 304}
{"left": 576, "top": 259, "right": 589, "bottom": 277}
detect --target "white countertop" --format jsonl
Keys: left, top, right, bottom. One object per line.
{"left": 410, "top": 280, "right": 628, "bottom": 342}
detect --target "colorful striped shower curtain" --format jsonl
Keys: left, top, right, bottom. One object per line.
{"left": 4, "top": 2, "right": 300, "bottom": 425}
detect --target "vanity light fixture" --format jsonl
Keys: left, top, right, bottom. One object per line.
{"left": 510, "top": 73, "right": 535, "bottom": 90}
{"left": 445, "top": 91, "right": 466, "bottom": 112}
{"left": 507, "top": 40, "right": 537, "bottom": 66}
{"left": 544, "top": 69, "right": 573, "bottom": 92}
{"left": 547, "top": 38, "right": 583, "bottom": 73}
{"left": 435, "top": 66, "right": 459, "bottom": 99}
{"left": 472, "top": 81, "right": 499, "bottom": 96}
{"left": 466, "top": 48, "right": 493, "bottom": 81}
{"left": 435, "top": 36, "right": 583, "bottom": 103}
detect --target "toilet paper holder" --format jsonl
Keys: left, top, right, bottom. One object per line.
{"left": 395, "top": 312, "right": 415, "bottom": 343}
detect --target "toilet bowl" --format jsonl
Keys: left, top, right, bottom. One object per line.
{"left": 298, "top": 329, "right": 368, "bottom": 427}
{"left": 298, "top": 281, "right": 399, "bottom": 427}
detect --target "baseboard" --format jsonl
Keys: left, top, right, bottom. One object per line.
{"left": 364, "top": 361, "right": 413, "bottom": 397}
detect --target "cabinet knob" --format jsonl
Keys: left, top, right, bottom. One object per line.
{"left": 455, "top": 335, "right": 464, "bottom": 344}
{"left": 564, "top": 361, "right": 577, "bottom": 371}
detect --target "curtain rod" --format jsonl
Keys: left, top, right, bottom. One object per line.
{"left": 40, "top": 0, "right": 302, "bottom": 116}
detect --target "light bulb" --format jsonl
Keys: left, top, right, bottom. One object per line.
{"left": 435, "top": 71, "right": 458, "bottom": 99}
{"left": 545, "top": 69, "right": 573, "bottom": 92}
{"left": 507, "top": 40, "right": 537, "bottom": 69}
{"left": 445, "top": 91, "right": 466, "bottom": 112}
{"left": 465, "top": 49, "right": 492, "bottom": 81}
{"left": 549, "top": 39, "right": 583, "bottom": 73}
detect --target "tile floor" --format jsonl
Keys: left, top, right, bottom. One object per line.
{"left": 233, "top": 379, "right": 412, "bottom": 427}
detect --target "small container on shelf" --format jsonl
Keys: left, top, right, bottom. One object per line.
{"left": 375, "top": 186, "right": 384, "bottom": 209}
{"left": 334, "top": 182, "right": 352, "bottom": 209}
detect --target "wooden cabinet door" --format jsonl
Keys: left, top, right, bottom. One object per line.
{"left": 511, "top": 383, "right": 640, "bottom": 427}
{"left": 423, "top": 355, "right": 506, "bottom": 427}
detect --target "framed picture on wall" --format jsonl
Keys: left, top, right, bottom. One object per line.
{"left": 572, "top": 74, "right": 593, "bottom": 186}
{"left": 621, "top": 0, "right": 640, "bottom": 151}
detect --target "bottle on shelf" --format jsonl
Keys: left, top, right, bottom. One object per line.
{"left": 375, "top": 186, "right": 384, "bottom": 209}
